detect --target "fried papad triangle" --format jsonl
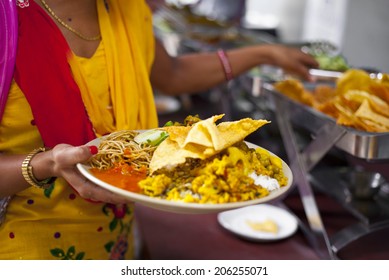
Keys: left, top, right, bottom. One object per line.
{"left": 182, "top": 114, "right": 224, "bottom": 148}
{"left": 274, "top": 79, "right": 314, "bottom": 106}
{"left": 162, "top": 126, "right": 191, "bottom": 146}
{"left": 336, "top": 69, "right": 372, "bottom": 95}
{"left": 215, "top": 118, "right": 269, "bottom": 150}
{"left": 344, "top": 90, "right": 389, "bottom": 118}
{"left": 359, "top": 119, "right": 389, "bottom": 133}
{"left": 337, "top": 113, "right": 377, "bottom": 132}
{"left": 369, "top": 83, "right": 389, "bottom": 104}
{"left": 161, "top": 115, "right": 224, "bottom": 149}
{"left": 149, "top": 115, "right": 270, "bottom": 174}
{"left": 149, "top": 137, "right": 205, "bottom": 174}
{"left": 354, "top": 99, "right": 389, "bottom": 132}
{"left": 312, "top": 84, "right": 337, "bottom": 104}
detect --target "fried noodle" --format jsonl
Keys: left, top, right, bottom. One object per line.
{"left": 88, "top": 130, "right": 156, "bottom": 171}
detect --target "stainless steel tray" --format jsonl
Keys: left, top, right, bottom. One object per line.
{"left": 262, "top": 83, "right": 389, "bottom": 161}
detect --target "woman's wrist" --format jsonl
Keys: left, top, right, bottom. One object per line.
{"left": 22, "top": 148, "right": 56, "bottom": 189}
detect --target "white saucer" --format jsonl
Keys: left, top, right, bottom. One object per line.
{"left": 217, "top": 204, "right": 298, "bottom": 242}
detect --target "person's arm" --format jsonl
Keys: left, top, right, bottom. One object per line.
{"left": 0, "top": 145, "right": 130, "bottom": 203}
{"left": 150, "top": 40, "right": 319, "bottom": 95}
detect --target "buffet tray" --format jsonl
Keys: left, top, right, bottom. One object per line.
{"left": 262, "top": 83, "right": 389, "bottom": 161}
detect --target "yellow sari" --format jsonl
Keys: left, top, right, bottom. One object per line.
{"left": 0, "top": 0, "right": 157, "bottom": 259}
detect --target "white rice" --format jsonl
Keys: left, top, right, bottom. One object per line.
{"left": 249, "top": 172, "right": 280, "bottom": 191}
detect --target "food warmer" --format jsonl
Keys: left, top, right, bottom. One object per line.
{"left": 240, "top": 75, "right": 389, "bottom": 259}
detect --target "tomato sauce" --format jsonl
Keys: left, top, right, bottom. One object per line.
{"left": 90, "top": 164, "right": 147, "bottom": 193}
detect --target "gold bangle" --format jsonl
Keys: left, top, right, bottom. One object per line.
{"left": 21, "top": 147, "right": 55, "bottom": 189}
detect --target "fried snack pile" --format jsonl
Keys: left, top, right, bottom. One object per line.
{"left": 149, "top": 114, "right": 270, "bottom": 174}
{"left": 274, "top": 69, "right": 389, "bottom": 132}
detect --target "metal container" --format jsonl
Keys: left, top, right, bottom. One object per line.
{"left": 262, "top": 83, "right": 389, "bottom": 161}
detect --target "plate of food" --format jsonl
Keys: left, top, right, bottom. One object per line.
{"left": 77, "top": 115, "right": 293, "bottom": 214}
{"left": 217, "top": 204, "right": 299, "bottom": 242}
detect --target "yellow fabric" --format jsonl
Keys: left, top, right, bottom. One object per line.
{"left": 0, "top": 82, "right": 43, "bottom": 154}
{"left": 0, "top": 0, "right": 156, "bottom": 259}
{"left": 71, "top": 41, "right": 116, "bottom": 136}
{"left": 68, "top": 0, "right": 158, "bottom": 134}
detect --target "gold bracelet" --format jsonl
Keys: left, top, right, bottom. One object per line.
{"left": 21, "top": 147, "right": 55, "bottom": 189}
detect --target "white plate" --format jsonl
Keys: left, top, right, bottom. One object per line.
{"left": 77, "top": 137, "right": 293, "bottom": 214}
{"left": 217, "top": 204, "right": 298, "bottom": 241}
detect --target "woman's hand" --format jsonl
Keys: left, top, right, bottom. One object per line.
{"left": 262, "top": 44, "right": 319, "bottom": 81}
{"left": 49, "top": 144, "right": 131, "bottom": 204}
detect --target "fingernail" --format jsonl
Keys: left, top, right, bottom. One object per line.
{"left": 88, "top": 145, "right": 98, "bottom": 155}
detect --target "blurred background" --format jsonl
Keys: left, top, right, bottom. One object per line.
{"left": 160, "top": 0, "right": 389, "bottom": 73}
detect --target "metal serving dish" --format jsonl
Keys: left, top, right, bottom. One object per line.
{"left": 262, "top": 83, "right": 389, "bottom": 161}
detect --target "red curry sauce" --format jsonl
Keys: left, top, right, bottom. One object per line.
{"left": 90, "top": 164, "right": 147, "bottom": 193}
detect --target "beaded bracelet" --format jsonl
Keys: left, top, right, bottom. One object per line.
{"left": 217, "top": 49, "right": 234, "bottom": 82}
{"left": 21, "top": 147, "right": 56, "bottom": 189}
